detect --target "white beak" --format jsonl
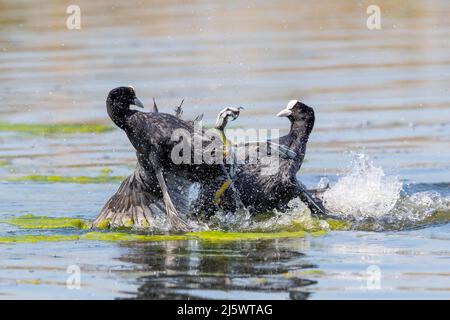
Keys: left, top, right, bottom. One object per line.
{"left": 276, "top": 108, "right": 292, "bottom": 117}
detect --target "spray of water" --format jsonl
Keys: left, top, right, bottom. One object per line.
{"left": 321, "top": 153, "right": 450, "bottom": 230}
{"left": 148, "top": 153, "right": 450, "bottom": 232}
{"left": 322, "top": 153, "right": 402, "bottom": 219}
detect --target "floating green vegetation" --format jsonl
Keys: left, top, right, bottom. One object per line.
{"left": 298, "top": 269, "right": 325, "bottom": 276}
{"left": 96, "top": 219, "right": 111, "bottom": 230}
{"left": 0, "top": 122, "right": 114, "bottom": 135}
{"left": 83, "top": 232, "right": 189, "bottom": 242}
{"left": 310, "top": 230, "right": 328, "bottom": 237}
{"left": 7, "top": 174, "right": 125, "bottom": 184}
{"left": 186, "top": 230, "right": 307, "bottom": 241}
{"left": 71, "top": 230, "right": 314, "bottom": 243}
{"left": 16, "top": 279, "right": 44, "bottom": 285}
{"left": 326, "top": 218, "right": 351, "bottom": 231}
{"left": 0, "top": 234, "right": 80, "bottom": 244}
{"left": 289, "top": 218, "right": 326, "bottom": 233}
{"left": 0, "top": 229, "right": 323, "bottom": 244}
{"left": 284, "top": 269, "right": 325, "bottom": 278}
{"left": 0, "top": 213, "right": 334, "bottom": 244}
{"left": 6, "top": 167, "right": 125, "bottom": 184}
{"left": 0, "top": 232, "right": 189, "bottom": 244}
{"left": 0, "top": 160, "right": 11, "bottom": 167}
{"left": 5, "top": 214, "right": 88, "bottom": 230}
{"left": 100, "top": 168, "right": 113, "bottom": 175}
{"left": 248, "top": 213, "right": 335, "bottom": 234}
{"left": 281, "top": 214, "right": 351, "bottom": 232}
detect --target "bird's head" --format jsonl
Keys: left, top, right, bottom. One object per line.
{"left": 215, "top": 107, "right": 243, "bottom": 131}
{"left": 107, "top": 86, "right": 144, "bottom": 111}
{"left": 276, "top": 100, "right": 314, "bottom": 123}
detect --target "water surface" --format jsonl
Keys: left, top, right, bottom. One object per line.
{"left": 0, "top": 0, "right": 449, "bottom": 299}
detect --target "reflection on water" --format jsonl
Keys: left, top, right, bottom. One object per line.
{"left": 121, "top": 240, "right": 314, "bottom": 300}
{"left": 1, "top": 0, "right": 450, "bottom": 299}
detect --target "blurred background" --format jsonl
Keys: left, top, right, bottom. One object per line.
{"left": 1, "top": 0, "right": 449, "bottom": 183}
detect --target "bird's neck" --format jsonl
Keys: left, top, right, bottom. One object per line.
{"left": 286, "top": 119, "right": 313, "bottom": 166}
{"left": 289, "top": 119, "right": 311, "bottom": 143}
{"left": 107, "top": 100, "right": 132, "bottom": 130}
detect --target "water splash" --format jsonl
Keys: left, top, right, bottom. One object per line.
{"left": 184, "top": 153, "right": 450, "bottom": 232}
{"left": 321, "top": 153, "right": 450, "bottom": 230}
{"left": 207, "top": 198, "right": 328, "bottom": 233}
{"left": 101, "top": 153, "right": 449, "bottom": 233}
{"left": 322, "top": 153, "right": 402, "bottom": 219}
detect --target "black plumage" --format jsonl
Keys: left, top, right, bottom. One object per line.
{"left": 227, "top": 100, "right": 327, "bottom": 216}
{"left": 193, "top": 100, "right": 327, "bottom": 217}
{"left": 94, "top": 88, "right": 327, "bottom": 231}
{"left": 93, "top": 86, "right": 236, "bottom": 230}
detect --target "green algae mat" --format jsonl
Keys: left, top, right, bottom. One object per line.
{"left": 5, "top": 214, "right": 89, "bottom": 229}
{"left": 0, "top": 214, "right": 349, "bottom": 244}
{"left": 6, "top": 174, "right": 125, "bottom": 184}
{"left": 0, "top": 123, "right": 114, "bottom": 135}
{"left": 0, "top": 230, "right": 313, "bottom": 244}
{"left": 5, "top": 168, "right": 126, "bottom": 184}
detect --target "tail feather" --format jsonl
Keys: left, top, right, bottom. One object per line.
{"left": 92, "top": 172, "right": 164, "bottom": 229}
{"left": 93, "top": 168, "right": 198, "bottom": 229}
